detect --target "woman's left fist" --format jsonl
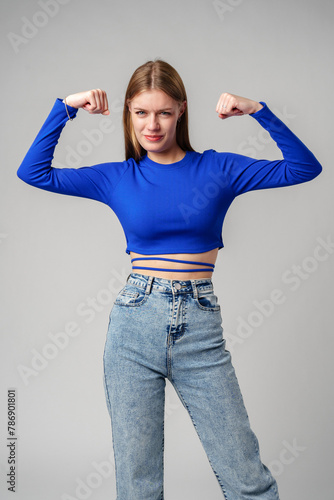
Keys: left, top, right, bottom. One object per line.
{"left": 216, "top": 93, "right": 263, "bottom": 119}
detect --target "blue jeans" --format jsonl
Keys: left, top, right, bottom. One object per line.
{"left": 103, "top": 273, "right": 280, "bottom": 500}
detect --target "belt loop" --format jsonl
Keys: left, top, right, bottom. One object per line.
{"left": 190, "top": 279, "right": 198, "bottom": 299}
{"left": 145, "top": 275, "right": 153, "bottom": 295}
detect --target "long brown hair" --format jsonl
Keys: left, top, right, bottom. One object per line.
{"left": 123, "top": 59, "right": 194, "bottom": 162}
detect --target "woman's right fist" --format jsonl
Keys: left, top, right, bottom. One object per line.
{"left": 64, "top": 89, "right": 109, "bottom": 115}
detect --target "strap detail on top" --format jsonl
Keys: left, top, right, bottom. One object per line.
{"left": 132, "top": 266, "right": 214, "bottom": 272}
{"left": 131, "top": 257, "right": 215, "bottom": 268}
{"left": 131, "top": 257, "right": 215, "bottom": 273}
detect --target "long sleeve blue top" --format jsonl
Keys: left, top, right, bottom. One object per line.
{"left": 17, "top": 99, "right": 322, "bottom": 259}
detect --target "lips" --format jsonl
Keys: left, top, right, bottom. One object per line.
{"left": 144, "top": 135, "right": 163, "bottom": 142}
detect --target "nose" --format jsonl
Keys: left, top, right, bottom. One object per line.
{"left": 147, "top": 113, "right": 160, "bottom": 131}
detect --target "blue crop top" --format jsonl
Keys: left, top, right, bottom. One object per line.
{"left": 17, "top": 99, "right": 322, "bottom": 273}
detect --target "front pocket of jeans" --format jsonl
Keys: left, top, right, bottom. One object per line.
{"left": 114, "top": 286, "right": 148, "bottom": 307}
{"left": 195, "top": 291, "right": 221, "bottom": 312}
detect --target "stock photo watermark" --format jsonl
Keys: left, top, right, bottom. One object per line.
{"left": 178, "top": 168, "right": 230, "bottom": 224}
{"left": 6, "top": 389, "right": 18, "bottom": 493}
{"left": 17, "top": 267, "right": 128, "bottom": 386}
{"left": 59, "top": 392, "right": 181, "bottom": 500}
{"left": 52, "top": 96, "right": 124, "bottom": 169}
{"left": 237, "top": 106, "right": 296, "bottom": 157}
{"left": 65, "top": 118, "right": 115, "bottom": 167}
{"left": 0, "top": 233, "right": 8, "bottom": 244}
{"left": 7, "top": 0, "right": 72, "bottom": 54}
{"left": 269, "top": 438, "right": 307, "bottom": 478}
{"left": 224, "top": 235, "right": 333, "bottom": 353}
{"left": 16, "top": 93, "right": 126, "bottom": 386}
{"left": 213, "top": 0, "right": 245, "bottom": 22}
{"left": 178, "top": 105, "right": 297, "bottom": 224}
{"left": 61, "top": 451, "right": 115, "bottom": 500}
{"left": 60, "top": 395, "right": 180, "bottom": 499}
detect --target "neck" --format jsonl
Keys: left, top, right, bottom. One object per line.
{"left": 147, "top": 147, "right": 186, "bottom": 165}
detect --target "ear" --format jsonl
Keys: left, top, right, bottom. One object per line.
{"left": 178, "top": 100, "right": 187, "bottom": 119}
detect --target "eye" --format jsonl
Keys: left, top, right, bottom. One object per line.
{"left": 160, "top": 111, "right": 171, "bottom": 116}
{"left": 135, "top": 111, "right": 146, "bottom": 116}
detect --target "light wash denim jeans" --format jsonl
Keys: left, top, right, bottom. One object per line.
{"left": 103, "top": 273, "right": 280, "bottom": 500}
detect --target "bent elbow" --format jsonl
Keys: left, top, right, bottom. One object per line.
{"left": 291, "top": 158, "right": 323, "bottom": 184}
{"left": 17, "top": 164, "right": 27, "bottom": 182}
{"left": 17, "top": 164, "right": 31, "bottom": 184}
{"left": 310, "top": 159, "right": 322, "bottom": 180}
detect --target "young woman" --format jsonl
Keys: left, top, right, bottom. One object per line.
{"left": 17, "top": 59, "right": 322, "bottom": 500}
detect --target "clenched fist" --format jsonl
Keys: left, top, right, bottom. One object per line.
{"left": 216, "top": 93, "right": 263, "bottom": 119}
{"left": 64, "top": 89, "right": 109, "bottom": 115}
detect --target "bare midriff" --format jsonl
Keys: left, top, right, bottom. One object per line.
{"left": 129, "top": 248, "right": 219, "bottom": 280}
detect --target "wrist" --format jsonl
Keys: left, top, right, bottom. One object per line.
{"left": 249, "top": 101, "right": 263, "bottom": 114}
{"left": 63, "top": 97, "right": 75, "bottom": 121}
{"left": 63, "top": 96, "right": 78, "bottom": 109}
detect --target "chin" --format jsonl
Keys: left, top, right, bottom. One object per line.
{"left": 143, "top": 141, "right": 166, "bottom": 152}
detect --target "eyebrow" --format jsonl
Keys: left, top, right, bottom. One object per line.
{"left": 133, "top": 107, "right": 174, "bottom": 112}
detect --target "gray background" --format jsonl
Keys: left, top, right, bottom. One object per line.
{"left": 1, "top": 0, "right": 333, "bottom": 499}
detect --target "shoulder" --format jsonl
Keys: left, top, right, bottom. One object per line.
{"left": 195, "top": 149, "right": 232, "bottom": 164}
{"left": 187, "top": 150, "right": 237, "bottom": 176}
{"left": 189, "top": 149, "right": 220, "bottom": 161}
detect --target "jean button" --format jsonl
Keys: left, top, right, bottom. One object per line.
{"left": 174, "top": 282, "right": 181, "bottom": 290}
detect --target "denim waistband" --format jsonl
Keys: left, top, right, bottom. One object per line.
{"left": 126, "top": 272, "right": 214, "bottom": 296}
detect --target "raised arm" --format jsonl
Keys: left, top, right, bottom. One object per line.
{"left": 17, "top": 90, "right": 120, "bottom": 206}
{"left": 213, "top": 93, "right": 322, "bottom": 195}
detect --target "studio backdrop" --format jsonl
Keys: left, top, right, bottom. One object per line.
{"left": 1, "top": 1, "right": 333, "bottom": 499}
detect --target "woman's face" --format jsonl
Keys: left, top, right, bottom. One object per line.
{"left": 128, "top": 89, "right": 186, "bottom": 160}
